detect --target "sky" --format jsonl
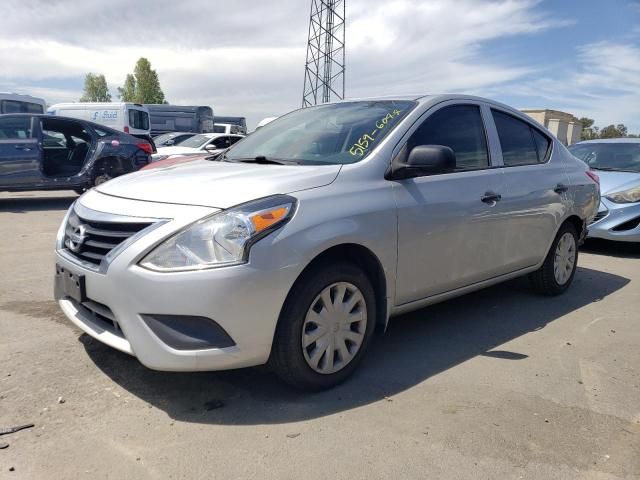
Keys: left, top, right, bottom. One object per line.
{"left": 1, "top": 0, "right": 639, "bottom": 132}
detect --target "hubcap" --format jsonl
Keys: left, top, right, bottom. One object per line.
{"left": 302, "top": 282, "right": 367, "bottom": 375}
{"left": 554, "top": 232, "right": 576, "bottom": 285}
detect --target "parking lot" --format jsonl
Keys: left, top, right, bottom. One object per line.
{"left": 0, "top": 190, "right": 639, "bottom": 479}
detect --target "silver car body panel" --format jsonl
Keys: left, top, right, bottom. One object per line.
{"left": 588, "top": 170, "right": 640, "bottom": 242}
{"left": 55, "top": 94, "right": 599, "bottom": 372}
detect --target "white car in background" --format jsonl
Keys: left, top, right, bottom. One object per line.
{"left": 152, "top": 133, "right": 244, "bottom": 161}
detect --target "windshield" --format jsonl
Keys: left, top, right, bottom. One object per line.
{"left": 178, "top": 134, "right": 211, "bottom": 149}
{"left": 569, "top": 142, "right": 640, "bottom": 172}
{"left": 225, "top": 100, "right": 415, "bottom": 165}
{"left": 154, "top": 133, "right": 174, "bottom": 146}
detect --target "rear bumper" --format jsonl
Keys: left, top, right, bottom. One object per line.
{"left": 588, "top": 199, "right": 640, "bottom": 242}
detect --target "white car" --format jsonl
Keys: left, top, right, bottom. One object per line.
{"left": 152, "top": 133, "right": 244, "bottom": 161}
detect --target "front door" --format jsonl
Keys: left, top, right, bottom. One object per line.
{"left": 0, "top": 116, "right": 41, "bottom": 188}
{"left": 393, "top": 103, "right": 510, "bottom": 305}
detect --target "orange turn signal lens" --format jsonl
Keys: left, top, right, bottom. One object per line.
{"left": 250, "top": 207, "right": 289, "bottom": 233}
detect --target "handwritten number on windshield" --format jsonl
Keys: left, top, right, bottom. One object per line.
{"left": 349, "top": 109, "right": 403, "bottom": 157}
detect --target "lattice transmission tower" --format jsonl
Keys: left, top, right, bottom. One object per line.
{"left": 302, "top": 0, "right": 346, "bottom": 107}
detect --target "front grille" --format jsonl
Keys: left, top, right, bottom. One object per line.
{"left": 64, "top": 210, "right": 152, "bottom": 266}
{"left": 75, "top": 299, "right": 124, "bottom": 339}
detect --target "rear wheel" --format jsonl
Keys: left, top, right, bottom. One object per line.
{"left": 529, "top": 222, "right": 578, "bottom": 296}
{"left": 270, "top": 263, "right": 376, "bottom": 390}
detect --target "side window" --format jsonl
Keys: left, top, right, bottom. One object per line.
{"left": 228, "top": 136, "right": 242, "bottom": 146}
{"left": 492, "top": 110, "right": 539, "bottom": 166}
{"left": 409, "top": 105, "right": 489, "bottom": 170}
{"left": 531, "top": 128, "right": 551, "bottom": 162}
{"left": 0, "top": 117, "right": 32, "bottom": 140}
{"left": 212, "top": 137, "right": 230, "bottom": 148}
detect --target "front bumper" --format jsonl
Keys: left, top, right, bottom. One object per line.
{"left": 587, "top": 198, "right": 640, "bottom": 242}
{"left": 54, "top": 191, "right": 302, "bottom": 372}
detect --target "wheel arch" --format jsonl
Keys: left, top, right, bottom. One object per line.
{"left": 281, "top": 243, "right": 390, "bottom": 332}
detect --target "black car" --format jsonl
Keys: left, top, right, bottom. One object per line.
{"left": 0, "top": 114, "right": 152, "bottom": 194}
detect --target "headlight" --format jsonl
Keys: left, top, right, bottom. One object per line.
{"left": 605, "top": 185, "right": 640, "bottom": 204}
{"left": 140, "top": 195, "right": 296, "bottom": 272}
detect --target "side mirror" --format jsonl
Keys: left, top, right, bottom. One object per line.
{"left": 205, "top": 144, "right": 219, "bottom": 152}
{"left": 165, "top": 139, "right": 175, "bottom": 146}
{"left": 387, "top": 145, "right": 456, "bottom": 179}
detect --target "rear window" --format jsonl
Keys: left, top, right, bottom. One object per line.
{"left": 1, "top": 100, "right": 44, "bottom": 114}
{"left": 492, "top": 110, "right": 545, "bottom": 166}
{"left": 129, "top": 109, "right": 149, "bottom": 130}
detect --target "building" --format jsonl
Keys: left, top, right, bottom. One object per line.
{"left": 520, "top": 109, "right": 582, "bottom": 146}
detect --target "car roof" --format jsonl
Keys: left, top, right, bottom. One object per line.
{"left": 573, "top": 138, "right": 640, "bottom": 144}
{"left": 199, "top": 133, "right": 243, "bottom": 138}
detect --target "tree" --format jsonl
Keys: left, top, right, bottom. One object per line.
{"left": 80, "top": 73, "right": 111, "bottom": 102}
{"left": 118, "top": 74, "right": 136, "bottom": 102}
{"left": 117, "top": 58, "right": 167, "bottom": 104}
{"left": 600, "top": 124, "right": 628, "bottom": 139}
{"left": 579, "top": 117, "right": 595, "bottom": 140}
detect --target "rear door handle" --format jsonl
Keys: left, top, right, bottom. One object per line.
{"left": 554, "top": 183, "right": 568, "bottom": 194}
{"left": 481, "top": 191, "right": 502, "bottom": 204}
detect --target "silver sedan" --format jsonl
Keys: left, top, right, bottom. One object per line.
{"left": 569, "top": 139, "right": 640, "bottom": 242}
{"left": 54, "top": 95, "right": 599, "bottom": 390}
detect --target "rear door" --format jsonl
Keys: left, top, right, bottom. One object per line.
{"left": 0, "top": 116, "right": 41, "bottom": 187}
{"left": 487, "top": 108, "right": 569, "bottom": 271}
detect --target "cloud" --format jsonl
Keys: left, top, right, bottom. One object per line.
{"left": 2, "top": 0, "right": 636, "bottom": 131}
{"left": 496, "top": 41, "right": 640, "bottom": 132}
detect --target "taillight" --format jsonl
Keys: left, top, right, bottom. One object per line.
{"left": 137, "top": 142, "right": 153, "bottom": 154}
{"left": 124, "top": 126, "right": 129, "bottom": 133}
{"left": 586, "top": 170, "right": 600, "bottom": 185}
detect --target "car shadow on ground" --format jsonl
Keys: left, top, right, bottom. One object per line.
{"left": 80, "top": 265, "right": 629, "bottom": 425}
{"left": 0, "top": 194, "right": 77, "bottom": 213}
{"left": 581, "top": 238, "right": 640, "bottom": 259}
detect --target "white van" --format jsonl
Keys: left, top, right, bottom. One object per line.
{"left": 0, "top": 93, "right": 47, "bottom": 114}
{"left": 47, "top": 102, "right": 152, "bottom": 143}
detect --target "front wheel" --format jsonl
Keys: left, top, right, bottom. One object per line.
{"left": 93, "top": 173, "right": 112, "bottom": 187}
{"left": 270, "top": 263, "right": 376, "bottom": 391}
{"left": 529, "top": 222, "right": 579, "bottom": 296}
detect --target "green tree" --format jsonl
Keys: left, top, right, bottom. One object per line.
{"left": 579, "top": 117, "right": 595, "bottom": 140}
{"left": 118, "top": 74, "right": 136, "bottom": 102}
{"left": 80, "top": 73, "right": 111, "bottom": 102}
{"left": 600, "top": 124, "right": 627, "bottom": 139}
{"left": 117, "top": 58, "right": 167, "bottom": 104}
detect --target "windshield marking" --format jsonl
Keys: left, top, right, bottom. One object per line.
{"left": 349, "top": 108, "right": 404, "bottom": 157}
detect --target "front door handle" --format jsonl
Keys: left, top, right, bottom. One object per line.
{"left": 14, "top": 145, "right": 32, "bottom": 151}
{"left": 481, "top": 191, "right": 502, "bottom": 204}
{"left": 554, "top": 183, "right": 568, "bottom": 194}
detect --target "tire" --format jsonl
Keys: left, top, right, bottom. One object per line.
{"left": 270, "top": 262, "right": 377, "bottom": 391}
{"left": 93, "top": 174, "right": 112, "bottom": 187}
{"left": 529, "top": 222, "right": 579, "bottom": 296}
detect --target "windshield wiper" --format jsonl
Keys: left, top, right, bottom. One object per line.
{"left": 233, "top": 156, "right": 297, "bottom": 165}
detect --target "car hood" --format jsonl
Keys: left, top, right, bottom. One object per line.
{"left": 596, "top": 170, "right": 640, "bottom": 195}
{"left": 96, "top": 160, "right": 342, "bottom": 208}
